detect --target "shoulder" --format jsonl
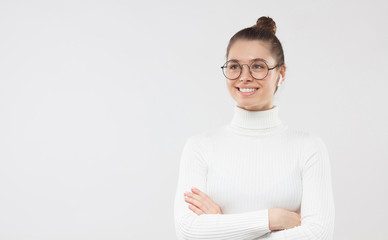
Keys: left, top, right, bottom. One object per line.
{"left": 298, "top": 131, "right": 328, "bottom": 153}
{"left": 286, "top": 129, "right": 331, "bottom": 171}
{"left": 183, "top": 125, "right": 226, "bottom": 156}
{"left": 282, "top": 127, "right": 329, "bottom": 160}
{"left": 181, "top": 128, "right": 223, "bottom": 166}
{"left": 283, "top": 127, "right": 327, "bottom": 146}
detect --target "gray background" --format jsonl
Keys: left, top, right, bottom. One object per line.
{"left": 0, "top": 0, "right": 387, "bottom": 239}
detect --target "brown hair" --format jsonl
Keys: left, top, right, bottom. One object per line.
{"left": 225, "top": 16, "right": 285, "bottom": 69}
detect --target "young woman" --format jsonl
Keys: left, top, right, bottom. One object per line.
{"left": 174, "top": 16, "right": 335, "bottom": 240}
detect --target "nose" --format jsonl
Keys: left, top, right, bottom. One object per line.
{"left": 239, "top": 64, "right": 252, "bottom": 82}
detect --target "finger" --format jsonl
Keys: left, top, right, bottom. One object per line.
{"left": 189, "top": 190, "right": 217, "bottom": 212}
{"left": 188, "top": 204, "right": 205, "bottom": 215}
{"left": 191, "top": 187, "right": 208, "bottom": 198}
{"left": 185, "top": 191, "right": 208, "bottom": 208}
{"left": 184, "top": 195, "right": 206, "bottom": 211}
{"left": 185, "top": 191, "right": 203, "bottom": 202}
{"left": 190, "top": 189, "right": 212, "bottom": 209}
{"left": 188, "top": 188, "right": 223, "bottom": 215}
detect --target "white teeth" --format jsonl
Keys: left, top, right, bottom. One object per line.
{"left": 239, "top": 88, "right": 258, "bottom": 92}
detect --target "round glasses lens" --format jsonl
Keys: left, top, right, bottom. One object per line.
{"left": 223, "top": 61, "right": 241, "bottom": 79}
{"left": 250, "top": 60, "right": 269, "bottom": 79}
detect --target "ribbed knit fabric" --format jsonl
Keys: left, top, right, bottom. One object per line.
{"left": 174, "top": 105, "right": 335, "bottom": 240}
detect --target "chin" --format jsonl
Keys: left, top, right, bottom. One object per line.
{"left": 235, "top": 98, "right": 260, "bottom": 106}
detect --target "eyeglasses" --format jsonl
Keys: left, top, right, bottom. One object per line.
{"left": 221, "top": 59, "right": 279, "bottom": 80}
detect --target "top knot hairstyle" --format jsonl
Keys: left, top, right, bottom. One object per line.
{"left": 254, "top": 16, "right": 277, "bottom": 35}
{"left": 226, "top": 16, "right": 285, "bottom": 68}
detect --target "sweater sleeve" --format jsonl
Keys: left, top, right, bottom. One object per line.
{"left": 257, "top": 135, "right": 335, "bottom": 240}
{"left": 174, "top": 135, "right": 271, "bottom": 240}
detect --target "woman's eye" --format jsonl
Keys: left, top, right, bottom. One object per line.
{"left": 253, "top": 64, "right": 262, "bottom": 69}
{"left": 229, "top": 65, "right": 239, "bottom": 70}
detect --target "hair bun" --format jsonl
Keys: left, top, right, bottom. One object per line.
{"left": 254, "top": 16, "right": 277, "bottom": 35}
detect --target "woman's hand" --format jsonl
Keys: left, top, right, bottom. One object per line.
{"left": 268, "top": 208, "right": 301, "bottom": 231}
{"left": 184, "top": 187, "right": 223, "bottom": 215}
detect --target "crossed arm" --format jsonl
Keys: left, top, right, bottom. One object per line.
{"left": 174, "top": 135, "right": 335, "bottom": 239}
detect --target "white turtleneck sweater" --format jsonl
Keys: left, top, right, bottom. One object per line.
{"left": 173, "top": 105, "right": 335, "bottom": 240}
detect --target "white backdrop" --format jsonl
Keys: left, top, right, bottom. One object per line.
{"left": 0, "top": 0, "right": 387, "bottom": 239}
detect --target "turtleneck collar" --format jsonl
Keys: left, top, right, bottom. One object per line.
{"left": 226, "top": 104, "right": 288, "bottom": 136}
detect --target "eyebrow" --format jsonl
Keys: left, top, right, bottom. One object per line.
{"left": 228, "top": 58, "right": 268, "bottom": 63}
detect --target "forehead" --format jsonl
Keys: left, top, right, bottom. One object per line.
{"left": 228, "top": 39, "right": 275, "bottom": 64}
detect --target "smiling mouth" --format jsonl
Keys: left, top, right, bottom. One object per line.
{"left": 235, "top": 87, "right": 260, "bottom": 92}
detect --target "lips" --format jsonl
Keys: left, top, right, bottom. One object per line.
{"left": 235, "top": 87, "right": 260, "bottom": 90}
{"left": 235, "top": 87, "right": 260, "bottom": 96}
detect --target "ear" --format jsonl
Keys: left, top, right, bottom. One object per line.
{"left": 278, "top": 65, "right": 286, "bottom": 85}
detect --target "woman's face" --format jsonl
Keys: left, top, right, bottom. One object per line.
{"left": 226, "top": 39, "right": 285, "bottom": 111}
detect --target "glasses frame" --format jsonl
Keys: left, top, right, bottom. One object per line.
{"left": 220, "top": 59, "right": 279, "bottom": 80}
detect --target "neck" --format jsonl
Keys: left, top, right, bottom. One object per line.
{"left": 227, "top": 104, "right": 287, "bottom": 136}
{"left": 236, "top": 103, "right": 274, "bottom": 112}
